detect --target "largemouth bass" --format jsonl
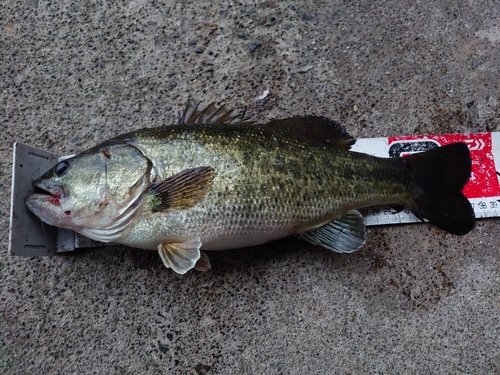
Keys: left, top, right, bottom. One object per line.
{"left": 25, "top": 101, "right": 475, "bottom": 274}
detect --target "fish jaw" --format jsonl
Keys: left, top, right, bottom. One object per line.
{"left": 25, "top": 183, "right": 147, "bottom": 243}
{"left": 25, "top": 192, "right": 73, "bottom": 228}
{"left": 24, "top": 170, "right": 79, "bottom": 228}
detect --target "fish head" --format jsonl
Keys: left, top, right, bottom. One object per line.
{"left": 25, "top": 142, "right": 152, "bottom": 235}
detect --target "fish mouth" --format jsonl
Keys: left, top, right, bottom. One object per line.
{"left": 25, "top": 188, "right": 66, "bottom": 228}
{"left": 31, "top": 181, "right": 65, "bottom": 207}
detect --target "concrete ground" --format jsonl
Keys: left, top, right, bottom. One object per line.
{"left": 1, "top": 0, "right": 499, "bottom": 374}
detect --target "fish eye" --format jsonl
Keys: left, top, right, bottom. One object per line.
{"left": 54, "top": 161, "right": 69, "bottom": 176}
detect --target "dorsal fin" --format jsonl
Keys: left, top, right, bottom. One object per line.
{"left": 179, "top": 101, "right": 355, "bottom": 149}
{"left": 266, "top": 116, "right": 356, "bottom": 150}
{"left": 180, "top": 100, "right": 251, "bottom": 125}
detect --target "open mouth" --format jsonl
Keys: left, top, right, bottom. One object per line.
{"left": 32, "top": 182, "right": 64, "bottom": 207}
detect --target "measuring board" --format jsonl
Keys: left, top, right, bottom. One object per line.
{"left": 9, "top": 132, "right": 500, "bottom": 256}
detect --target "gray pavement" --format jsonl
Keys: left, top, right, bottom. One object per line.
{"left": 1, "top": 1, "right": 499, "bottom": 374}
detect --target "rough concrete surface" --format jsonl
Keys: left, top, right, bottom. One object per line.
{"left": 1, "top": 0, "right": 500, "bottom": 374}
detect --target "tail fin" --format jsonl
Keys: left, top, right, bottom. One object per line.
{"left": 403, "top": 143, "right": 475, "bottom": 235}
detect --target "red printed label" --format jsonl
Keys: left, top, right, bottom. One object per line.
{"left": 388, "top": 133, "right": 500, "bottom": 199}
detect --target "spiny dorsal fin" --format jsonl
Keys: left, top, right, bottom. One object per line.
{"left": 299, "top": 209, "right": 366, "bottom": 253}
{"left": 157, "top": 238, "right": 202, "bottom": 274}
{"left": 180, "top": 100, "right": 251, "bottom": 125}
{"left": 148, "top": 166, "right": 215, "bottom": 212}
{"left": 266, "top": 116, "right": 356, "bottom": 150}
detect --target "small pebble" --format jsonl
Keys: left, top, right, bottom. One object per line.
{"left": 194, "top": 363, "right": 211, "bottom": 375}
{"left": 296, "top": 65, "right": 314, "bottom": 73}
{"left": 167, "top": 80, "right": 177, "bottom": 90}
{"left": 248, "top": 41, "right": 261, "bottom": 52}
{"left": 61, "top": 261, "right": 70, "bottom": 272}
{"left": 194, "top": 48, "right": 204, "bottom": 54}
{"left": 254, "top": 90, "right": 269, "bottom": 101}
{"left": 158, "top": 340, "right": 168, "bottom": 354}
{"left": 265, "top": 0, "right": 276, "bottom": 8}
{"left": 267, "top": 16, "right": 276, "bottom": 25}
{"left": 301, "top": 13, "right": 315, "bottom": 22}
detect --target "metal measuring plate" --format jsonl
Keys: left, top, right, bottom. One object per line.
{"left": 9, "top": 142, "right": 110, "bottom": 256}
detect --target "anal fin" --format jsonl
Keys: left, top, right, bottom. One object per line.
{"left": 158, "top": 238, "right": 202, "bottom": 274}
{"left": 299, "top": 210, "right": 366, "bottom": 253}
{"left": 194, "top": 251, "right": 212, "bottom": 272}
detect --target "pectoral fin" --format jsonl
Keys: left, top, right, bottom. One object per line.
{"left": 299, "top": 210, "right": 366, "bottom": 253}
{"left": 148, "top": 166, "right": 215, "bottom": 212}
{"left": 157, "top": 238, "right": 202, "bottom": 274}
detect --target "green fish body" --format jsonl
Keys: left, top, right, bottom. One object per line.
{"left": 25, "top": 102, "right": 475, "bottom": 274}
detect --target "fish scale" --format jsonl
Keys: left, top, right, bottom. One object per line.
{"left": 121, "top": 124, "right": 412, "bottom": 251}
